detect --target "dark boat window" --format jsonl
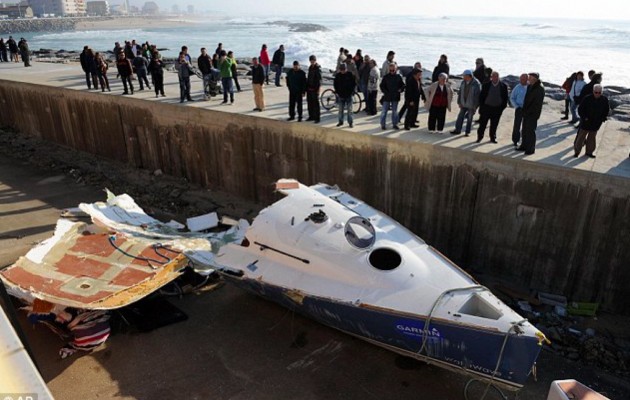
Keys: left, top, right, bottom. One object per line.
{"left": 369, "top": 248, "right": 402, "bottom": 270}
{"left": 344, "top": 216, "right": 376, "bottom": 249}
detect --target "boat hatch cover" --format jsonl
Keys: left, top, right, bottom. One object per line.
{"left": 368, "top": 248, "right": 402, "bottom": 271}
{"left": 344, "top": 216, "right": 376, "bottom": 249}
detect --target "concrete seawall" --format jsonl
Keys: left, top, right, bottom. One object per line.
{"left": 1, "top": 80, "right": 629, "bottom": 313}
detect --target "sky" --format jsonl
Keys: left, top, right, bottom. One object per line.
{"left": 130, "top": 0, "right": 630, "bottom": 20}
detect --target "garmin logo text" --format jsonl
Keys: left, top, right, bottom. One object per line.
{"left": 396, "top": 323, "right": 441, "bottom": 338}
{"left": 1, "top": 394, "right": 38, "bottom": 400}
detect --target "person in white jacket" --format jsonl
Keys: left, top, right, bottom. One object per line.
{"left": 425, "top": 73, "right": 454, "bottom": 133}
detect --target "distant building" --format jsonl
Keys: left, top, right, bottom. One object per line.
{"left": 186, "top": 4, "right": 193, "bottom": 14}
{"left": 86, "top": 0, "right": 109, "bottom": 16}
{"left": 141, "top": 1, "right": 158, "bottom": 15}
{"left": 171, "top": 4, "right": 179, "bottom": 14}
{"left": 29, "top": 0, "right": 86, "bottom": 16}
{"left": 0, "top": 4, "right": 33, "bottom": 18}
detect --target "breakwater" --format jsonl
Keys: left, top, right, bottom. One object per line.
{"left": 1, "top": 16, "right": 123, "bottom": 35}
{"left": 1, "top": 80, "right": 628, "bottom": 314}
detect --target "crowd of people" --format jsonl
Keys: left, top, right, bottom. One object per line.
{"left": 37, "top": 36, "right": 615, "bottom": 158}
{"left": 0, "top": 36, "right": 31, "bottom": 67}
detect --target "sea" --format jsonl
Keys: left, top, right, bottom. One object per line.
{"left": 16, "top": 15, "right": 630, "bottom": 87}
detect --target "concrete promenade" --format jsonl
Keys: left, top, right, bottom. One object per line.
{"left": 1, "top": 60, "right": 629, "bottom": 179}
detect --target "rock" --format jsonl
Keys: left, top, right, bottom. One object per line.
{"left": 153, "top": 169, "right": 163, "bottom": 176}
{"left": 567, "top": 351, "right": 580, "bottom": 360}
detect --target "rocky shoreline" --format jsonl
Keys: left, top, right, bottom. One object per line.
{"left": 0, "top": 16, "right": 123, "bottom": 35}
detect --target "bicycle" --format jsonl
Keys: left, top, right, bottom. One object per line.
{"left": 320, "top": 88, "right": 363, "bottom": 114}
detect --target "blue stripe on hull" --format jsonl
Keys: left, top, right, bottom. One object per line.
{"left": 222, "top": 275, "right": 542, "bottom": 388}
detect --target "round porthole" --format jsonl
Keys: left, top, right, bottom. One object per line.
{"left": 344, "top": 216, "right": 376, "bottom": 249}
{"left": 368, "top": 248, "right": 402, "bottom": 271}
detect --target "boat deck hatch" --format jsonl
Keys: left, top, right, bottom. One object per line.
{"left": 345, "top": 216, "right": 376, "bottom": 249}
{"left": 458, "top": 294, "right": 502, "bottom": 320}
{"left": 368, "top": 248, "right": 401, "bottom": 271}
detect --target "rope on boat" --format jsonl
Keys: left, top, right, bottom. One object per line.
{"left": 415, "top": 286, "right": 529, "bottom": 400}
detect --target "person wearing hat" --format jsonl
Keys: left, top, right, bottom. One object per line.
{"left": 334, "top": 62, "right": 356, "bottom": 127}
{"left": 517, "top": 72, "right": 545, "bottom": 155}
{"left": 18, "top": 38, "right": 30, "bottom": 67}
{"left": 286, "top": 60, "right": 307, "bottom": 121}
{"left": 306, "top": 55, "right": 322, "bottom": 123}
{"left": 450, "top": 69, "right": 481, "bottom": 136}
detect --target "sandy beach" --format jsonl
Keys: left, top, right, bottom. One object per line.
{"left": 73, "top": 16, "right": 208, "bottom": 31}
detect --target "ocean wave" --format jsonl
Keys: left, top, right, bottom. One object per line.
{"left": 580, "top": 27, "right": 629, "bottom": 35}
{"left": 520, "top": 23, "right": 555, "bottom": 29}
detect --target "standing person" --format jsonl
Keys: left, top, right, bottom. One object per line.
{"left": 517, "top": 72, "right": 545, "bottom": 155}
{"left": 333, "top": 63, "right": 356, "bottom": 128}
{"left": 79, "top": 46, "right": 92, "bottom": 89}
{"left": 175, "top": 52, "right": 195, "bottom": 103}
{"left": 569, "top": 71, "right": 586, "bottom": 123}
{"left": 403, "top": 68, "right": 423, "bottom": 130}
{"left": 251, "top": 57, "right": 265, "bottom": 111}
{"left": 476, "top": 71, "right": 508, "bottom": 143}
{"left": 198, "top": 47, "right": 213, "bottom": 100}
{"left": 95, "top": 52, "right": 110, "bottom": 92}
{"left": 577, "top": 72, "right": 602, "bottom": 107}
{"left": 227, "top": 51, "right": 241, "bottom": 92}
{"left": 116, "top": 53, "right": 134, "bottom": 95}
{"left": 366, "top": 59, "right": 379, "bottom": 116}
{"left": 0, "top": 38, "right": 8, "bottom": 62}
{"left": 141, "top": 43, "right": 151, "bottom": 60}
{"left": 123, "top": 41, "right": 134, "bottom": 60}
{"left": 148, "top": 53, "right": 166, "bottom": 97}
{"left": 18, "top": 38, "right": 30, "bottom": 67}
{"left": 560, "top": 72, "right": 577, "bottom": 120}
{"left": 574, "top": 84, "right": 610, "bottom": 158}
{"left": 353, "top": 49, "right": 364, "bottom": 71}
{"left": 510, "top": 73, "right": 528, "bottom": 147}
{"left": 306, "top": 55, "right": 322, "bottom": 123}
{"left": 215, "top": 43, "right": 223, "bottom": 58}
{"left": 432, "top": 54, "right": 450, "bottom": 83}
{"left": 219, "top": 50, "right": 234, "bottom": 104}
{"left": 272, "top": 44, "right": 285, "bottom": 87}
{"left": 399, "top": 62, "right": 424, "bottom": 121}
{"left": 358, "top": 54, "right": 372, "bottom": 107}
{"left": 473, "top": 58, "right": 489, "bottom": 84}
{"left": 181, "top": 45, "right": 191, "bottom": 63}
{"left": 132, "top": 53, "right": 151, "bottom": 91}
{"left": 450, "top": 70, "right": 481, "bottom": 136}
{"left": 336, "top": 47, "right": 346, "bottom": 72}
{"left": 379, "top": 63, "right": 405, "bottom": 130}
{"left": 381, "top": 50, "right": 396, "bottom": 77}
{"left": 425, "top": 72, "right": 453, "bottom": 133}
{"left": 286, "top": 61, "right": 307, "bottom": 121}
{"left": 260, "top": 44, "right": 271, "bottom": 85}
{"left": 85, "top": 48, "right": 99, "bottom": 90}
{"left": 113, "top": 42, "right": 123, "bottom": 59}
{"left": 7, "top": 36, "right": 18, "bottom": 62}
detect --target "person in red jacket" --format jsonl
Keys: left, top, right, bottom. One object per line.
{"left": 260, "top": 44, "right": 271, "bottom": 85}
